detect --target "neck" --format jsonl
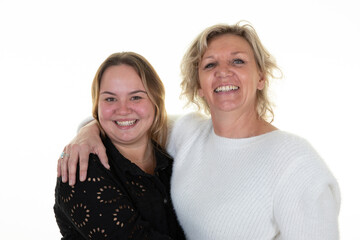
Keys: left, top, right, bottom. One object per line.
{"left": 114, "top": 140, "right": 155, "bottom": 174}
{"left": 211, "top": 110, "right": 276, "bottom": 138}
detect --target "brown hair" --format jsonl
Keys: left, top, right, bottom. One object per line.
{"left": 91, "top": 52, "right": 168, "bottom": 148}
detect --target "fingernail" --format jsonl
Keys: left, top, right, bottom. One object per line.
{"left": 69, "top": 179, "right": 74, "bottom": 185}
{"left": 80, "top": 174, "right": 85, "bottom": 182}
{"left": 106, "top": 164, "right": 110, "bottom": 170}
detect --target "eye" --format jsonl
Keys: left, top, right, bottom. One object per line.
{"left": 233, "top": 58, "right": 245, "bottom": 64}
{"left": 105, "top": 97, "right": 116, "bottom": 102}
{"left": 203, "top": 62, "right": 216, "bottom": 69}
{"left": 130, "top": 96, "right": 142, "bottom": 101}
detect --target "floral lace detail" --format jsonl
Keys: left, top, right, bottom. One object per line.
{"left": 54, "top": 142, "right": 185, "bottom": 239}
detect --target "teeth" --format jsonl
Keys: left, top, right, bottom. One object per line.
{"left": 214, "top": 85, "right": 239, "bottom": 93}
{"left": 115, "top": 120, "right": 136, "bottom": 126}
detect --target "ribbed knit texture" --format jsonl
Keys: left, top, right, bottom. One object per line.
{"left": 167, "top": 113, "right": 340, "bottom": 240}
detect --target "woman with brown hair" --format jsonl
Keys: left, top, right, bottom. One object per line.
{"left": 54, "top": 52, "right": 185, "bottom": 239}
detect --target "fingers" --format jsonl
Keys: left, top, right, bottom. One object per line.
{"left": 57, "top": 124, "right": 104, "bottom": 185}
{"left": 58, "top": 144, "right": 89, "bottom": 185}
{"left": 96, "top": 145, "right": 110, "bottom": 170}
{"left": 60, "top": 147, "right": 69, "bottom": 183}
{"left": 68, "top": 144, "right": 81, "bottom": 186}
{"left": 57, "top": 157, "right": 61, "bottom": 177}
{"left": 79, "top": 146, "right": 90, "bottom": 182}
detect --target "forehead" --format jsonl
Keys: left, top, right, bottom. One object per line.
{"left": 204, "top": 33, "right": 253, "bottom": 56}
{"left": 100, "top": 65, "right": 145, "bottom": 89}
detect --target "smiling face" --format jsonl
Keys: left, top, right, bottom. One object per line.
{"left": 198, "top": 34, "right": 265, "bottom": 116}
{"left": 98, "top": 64, "right": 155, "bottom": 148}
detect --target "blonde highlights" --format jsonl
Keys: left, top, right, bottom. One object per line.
{"left": 91, "top": 52, "right": 168, "bottom": 148}
{"left": 180, "top": 21, "right": 282, "bottom": 121}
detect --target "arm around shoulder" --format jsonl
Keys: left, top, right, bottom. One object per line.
{"left": 59, "top": 118, "right": 109, "bottom": 185}
{"left": 55, "top": 155, "right": 178, "bottom": 240}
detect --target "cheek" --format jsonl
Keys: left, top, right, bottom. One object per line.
{"left": 136, "top": 102, "right": 155, "bottom": 120}
{"left": 198, "top": 74, "right": 210, "bottom": 97}
{"left": 145, "top": 104, "right": 156, "bottom": 118}
{"left": 198, "top": 88, "right": 204, "bottom": 97}
{"left": 98, "top": 103, "right": 114, "bottom": 120}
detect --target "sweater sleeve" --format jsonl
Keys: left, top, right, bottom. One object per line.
{"left": 77, "top": 116, "right": 94, "bottom": 133}
{"left": 167, "top": 112, "right": 208, "bottom": 157}
{"left": 54, "top": 155, "right": 175, "bottom": 240}
{"left": 273, "top": 148, "right": 341, "bottom": 240}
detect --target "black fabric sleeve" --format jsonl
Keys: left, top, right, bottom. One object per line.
{"left": 54, "top": 157, "right": 175, "bottom": 240}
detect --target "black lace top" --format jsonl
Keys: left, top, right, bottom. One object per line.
{"left": 54, "top": 137, "right": 185, "bottom": 239}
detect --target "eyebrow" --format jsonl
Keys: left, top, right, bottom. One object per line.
{"left": 202, "top": 51, "right": 249, "bottom": 60}
{"left": 100, "top": 90, "right": 148, "bottom": 95}
{"left": 130, "top": 90, "right": 148, "bottom": 95}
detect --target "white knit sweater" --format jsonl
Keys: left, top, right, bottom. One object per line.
{"left": 167, "top": 113, "right": 340, "bottom": 240}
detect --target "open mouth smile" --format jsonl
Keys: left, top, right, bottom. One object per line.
{"left": 214, "top": 85, "right": 239, "bottom": 93}
{"left": 115, "top": 120, "right": 137, "bottom": 126}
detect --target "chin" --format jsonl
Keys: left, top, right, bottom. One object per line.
{"left": 212, "top": 103, "right": 240, "bottom": 112}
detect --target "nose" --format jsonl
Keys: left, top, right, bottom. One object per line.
{"left": 115, "top": 100, "right": 132, "bottom": 115}
{"left": 215, "top": 65, "right": 233, "bottom": 78}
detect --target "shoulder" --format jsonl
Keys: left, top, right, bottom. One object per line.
{"left": 271, "top": 131, "right": 340, "bottom": 203}
{"left": 55, "top": 154, "right": 117, "bottom": 207}
{"left": 260, "top": 131, "right": 339, "bottom": 195}
{"left": 153, "top": 142, "right": 174, "bottom": 169}
{"left": 272, "top": 133, "right": 341, "bottom": 238}
{"left": 167, "top": 112, "right": 210, "bottom": 155}
{"left": 263, "top": 130, "right": 312, "bottom": 148}
{"left": 261, "top": 131, "right": 323, "bottom": 164}
{"left": 171, "top": 112, "right": 210, "bottom": 137}
{"left": 54, "top": 158, "right": 152, "bottom": 238}
{"left": 176, "top": 112, "right": 209, "bottom": 125}
{"left": 86, "top": 153, "right": 110, "bottom": 180}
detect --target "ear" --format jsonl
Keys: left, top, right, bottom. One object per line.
{"left": 257, "top": 72, "right": 265, "bottom": 90}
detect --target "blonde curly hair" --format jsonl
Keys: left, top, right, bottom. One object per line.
{"left": 180, "top": 21, "right": 282, "bottom": 122}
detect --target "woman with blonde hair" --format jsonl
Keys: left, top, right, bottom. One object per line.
{"left": 58, "top": 22, "right": 340, "bottom": 239}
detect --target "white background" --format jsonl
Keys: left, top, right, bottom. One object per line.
{"left": 1, "top": 0, "right": 359, "bottom": 239}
